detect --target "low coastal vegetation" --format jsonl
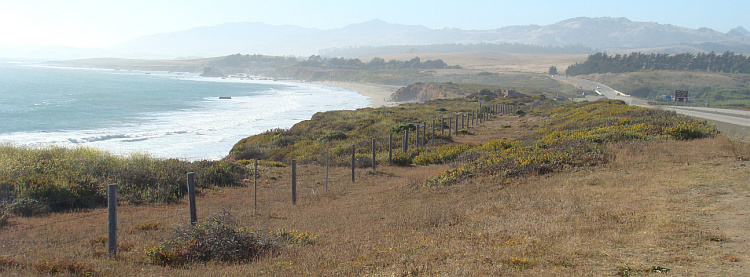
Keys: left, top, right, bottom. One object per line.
{"left": 228, "top": 85, "right": 548, "bottom": 166}
{"left": 231, "top": 96, "right": 717, "bottom": 189}
{"left": 0, "top": 146, "right": 246, "bottom": 217}
{"left": 1, "top": 91, "right": 743, "bottom": 275}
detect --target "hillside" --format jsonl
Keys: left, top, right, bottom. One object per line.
{"left": 2, "top": 99, "right": 748, "bottom": 276}
{"left": 102, "top": 17, "right": 750, "bottom": 58}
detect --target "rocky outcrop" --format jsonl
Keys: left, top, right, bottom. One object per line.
{"left": 391, "top": 82, "right": 450, "bottom": 102}
{"left": 200, "top": 66, "right": 225, "bottom": 77}
{"left": 392, "top": 82, "right": 530, "bottom": 102}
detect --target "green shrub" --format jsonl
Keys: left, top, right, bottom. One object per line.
{"left": 392, "top": 148, "right": 422, "bottom": 166}
{"left": 0, "top": 146, "right": 248, "bottom": 212}
{"left": 666, "top": 121, "right": 718, "bottom": 140}
{"left": 316, "top": 131, "right": 348, "bottom": 144}
{"left": 389, "top": 123, "right": 416, "bottom": 133}
{"left": 6, "top": 196, "right": 50, "bottom": 217}
{"left": 146, "top": 211, "right": 275, "bottom": 266}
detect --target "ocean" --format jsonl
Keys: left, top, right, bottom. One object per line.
{"left": 0, "top": 62, "right": 369, "bottom": 160}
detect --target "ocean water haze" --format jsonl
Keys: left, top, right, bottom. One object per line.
{"left": 0, "top": 62, "right": 369, "bottom": 160}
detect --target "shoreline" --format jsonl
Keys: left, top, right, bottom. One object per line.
{"left": 315, "top": 81, "right": 401, "bottom": 108}
{"left": 1, "top": 64, "right": 376, "bottom": 161}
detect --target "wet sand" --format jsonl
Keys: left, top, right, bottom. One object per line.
{"left": 317, "top": 81, "right": 401, "bottom": 108}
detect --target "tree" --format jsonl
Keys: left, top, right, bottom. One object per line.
{"left": 548, "top": 66, "right": 558, "bottom": 76}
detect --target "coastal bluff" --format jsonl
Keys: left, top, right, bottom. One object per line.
{"left": 390, "top": 82, "right": 449, "bottom": 102}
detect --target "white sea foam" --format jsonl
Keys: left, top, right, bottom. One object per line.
{"left": 0, "top": 67, "right": 368, "bottom": 160}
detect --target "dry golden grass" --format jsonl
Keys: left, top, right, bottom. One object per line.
{"left": 366, "top": 52, "right": 588, "bottom": 74}
{"left": 2, "top": 115, "right": 749, "bottom": 276}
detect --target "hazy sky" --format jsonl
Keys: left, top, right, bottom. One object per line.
{"left": 1, "top": 0, "right": 747, "bottom": 47}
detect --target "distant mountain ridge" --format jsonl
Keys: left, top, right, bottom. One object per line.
{"left": 81, "top": 17, "right": 750, "bottom": 58}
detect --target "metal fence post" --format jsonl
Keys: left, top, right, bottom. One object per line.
{"left": 351, "top": 145, "right": 356, "bottom": 182}
{"left": 371, "top": 137, "right": 376, "bottom": 172}
{"left": 254, "top": 159, "right": 258, "bottom": 215}
{"left": 291, "top": 159, "right": 297, "bottom": 204}
{"left": 187, "top": 172, "right": 197, "bottom": 225}
{"left": 107, "top": 184, "right": 117, "bottom": 258}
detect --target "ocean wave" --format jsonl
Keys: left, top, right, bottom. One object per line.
{"left": 1, "top": 65, "right": 368, "bottom": 160}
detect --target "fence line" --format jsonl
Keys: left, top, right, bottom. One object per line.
{"left": 2, "top": 102, "right": 541, "bottom": 260}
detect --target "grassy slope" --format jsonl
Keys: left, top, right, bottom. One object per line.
{"left": 2, "top": 101, "right": 748, "bottom": 276}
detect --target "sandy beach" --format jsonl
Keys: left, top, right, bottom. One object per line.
{"left": 317, "top": 81, "right": 401, "bottom": 108}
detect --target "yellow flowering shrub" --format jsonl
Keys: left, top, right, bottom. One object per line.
{"left": 421, "top": 100, "right": 717, "bottom": 187}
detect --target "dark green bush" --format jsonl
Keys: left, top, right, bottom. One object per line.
{"left": 389, "top": 123, "right": 417, "bottom": 133}
{"left": 6, "top": 196, "right": 50, "bottom": 217}
{"left": 316, "top": 131, "right": 348, "bottom": 144}
{"left": 146, "top": 211, "right": 275, "bottom": 265}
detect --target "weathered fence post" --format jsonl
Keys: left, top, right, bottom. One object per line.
{"left": 388, "top": 133, "right": 393, "bottom": 165}
{"left": 371, "top": 138, "right": 377, "bottom": 172}
{"left": 403, "top": 129, "right": 409, "bottom": 152}
{"left": 107, "top": 184, "right": 117, "bottom": 258}
{"left": 254, "top": 159, "right": 258, "bottom": 215}
{"left": 291, "top": 159, "right": 297, "bottom": 204}
{"left": 441, "top": 117, "right": 445, "bottom": 135}
{"left": 325, "top": 146, "right": 329, "bottom": 191}
{"left": 448, "top": 117, "right": 452, "bottom": 137}
{"left": 455, "top": 115, "right": 460, "bottom": 135}
{"left": 187, "top": 172, "right": 197, "bottom": 225}
{"left": 431, "top": 119, "right": 435, "bottom": 143}
{"left": 351, "top": 145, "right": 356, "bottom": 183}
{"left": 415, "top": 123, "right": 420, "bottom": 148}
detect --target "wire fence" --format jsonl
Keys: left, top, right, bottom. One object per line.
{"left": 0, "top": 101, "right": 553, "bottom": 260}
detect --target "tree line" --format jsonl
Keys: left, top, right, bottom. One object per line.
{"left": 565, "top": 51, "right": 750, "bottom": 76}
{"left": 298, "top": 56, "right": 462, "bottom": 70}
{"left": 207, "top": 53, "right": 462, "bottom": 70}
{"left": 320, "top": 43, "right": 593, "bottom": 58}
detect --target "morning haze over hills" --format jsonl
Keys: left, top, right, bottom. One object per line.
{"left": 3, "top": 17, "right": 749, "bottom": 59}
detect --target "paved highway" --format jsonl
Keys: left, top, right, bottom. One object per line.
{"left": 559, "top": 77, "right": 750, "bottom": 137}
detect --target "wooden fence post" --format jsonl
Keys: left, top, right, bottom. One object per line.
{"left": 455, "top": 115, "right": 459, "bottom": 135}
{"left": 107, "top": 184, "right": 117, "bottom": 258}
{"left": 291, "top": 159, "right": 297, "bottom": 204}
{"left": 415, "top": 123, "right": 420, "bottom": 148}
{"left": 187, "top": 172, "right": 197, "bottom": 225}
{"left": 441, "top": 117, "right": 445, "bottom": 135}
{"left": 403, "top": 129, "right": 409, "bottom": 152}
{"left": 371, "top": 137, "right": 376, "bottom": 172}
{"left": 254, "top": 159, "right": 258, "bottom": 215}
{"left": 431, "top": 119, "right": 435, "bottom": 143}
{"left": 448, "top": 117, "right": 452, "bottom": 137}
{"left": 351, "top": 145, "right": 356, "bottom": 183}
{"left": 325, "top": 146, "right": 329, "bottom": 191}
{"left": 388, "top": 133, "right": 393, "bottom": 165}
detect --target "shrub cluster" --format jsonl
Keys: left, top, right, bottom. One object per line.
{"left": 271, "top": 227, "right": 319, "bottom": 245}
{"left": 0, "top": 146, "right": 247, "bottom": 216}
{"left": 229, "top": 96, "right": 543, "bottom": 167}
{"left": 146, "top": 211, "right": 275, "bottom": 266}
{"left": 419, "top": 100, "right": 718, "bottom": 187}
